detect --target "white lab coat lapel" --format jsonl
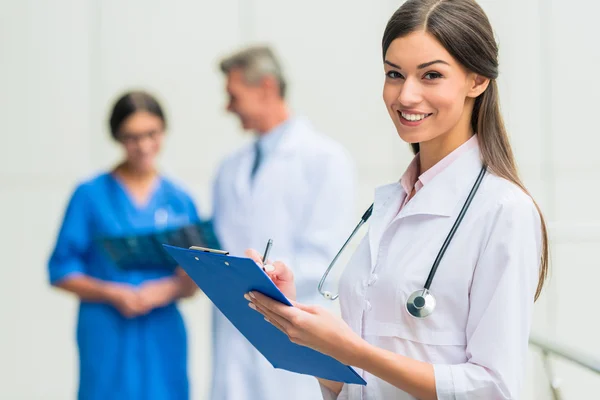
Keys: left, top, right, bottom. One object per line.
{"left": 368, "top": 183, "right": 405, "bottom": 270}
{"left": 280, "top": 118, "right": 306, "bottom": 147}
{"left": 232, "top": 147, "right": 254, "bottom": 205}
{"left": 367, "top": 147, "right": 483, "bottom": 270}
{"left": 241, "top": 118, "right": 303, "bottom": 200}
{"left": 397, "top": 147, "right": 483, "bottom": 220}
{"left": 220, "top": 118, "right": 309, "bottom": 255}
{"left": 404, "top": 147, "right": 483, "bottom": 217}
{"left": 263, "top": 118, "right": 307, "bottom": 160}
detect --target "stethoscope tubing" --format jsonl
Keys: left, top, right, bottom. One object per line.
{"left": 318, "top": 165, "right": 487, "bottom": 310}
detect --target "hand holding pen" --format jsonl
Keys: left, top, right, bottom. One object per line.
{"left": 261, "top": 239, "right": 275, "bottom": 273}
{"left": 244, "top": 239, "right": 297, "bottom": 300}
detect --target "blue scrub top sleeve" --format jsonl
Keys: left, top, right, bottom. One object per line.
{"left": 48, "top": 185, "right": 92, "bottom": 285}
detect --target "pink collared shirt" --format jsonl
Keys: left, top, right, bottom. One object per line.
{"left": 399, "top": 135, "right": 479, "bottom": 211}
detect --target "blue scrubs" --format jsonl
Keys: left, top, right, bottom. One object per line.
{"left": 48, "top": 172, "right": 199, "bottom": 400}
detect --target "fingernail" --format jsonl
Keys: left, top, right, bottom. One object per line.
{"left": 249, "top": 292, "right": 256, "bottom": 299}
{"left": 264, "top": 317, "right": 270, "bottom": 323}
{"left": 264, "top": 264, "right": 275, "bottom": 272}
{"left": 248, "top": 303, "right": 256, "bottom": 310}
{"left": 244, "top": 293, "right": 251, "bottom": 301}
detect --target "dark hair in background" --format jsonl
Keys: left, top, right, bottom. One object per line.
{"left": 382, "top": 0, "right": 549, "bottom": 301}
{"left": 108, "top": 91, "right": 166, "bottom": 140}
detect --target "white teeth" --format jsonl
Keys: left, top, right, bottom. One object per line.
{"left": 401, "top": 112, "right": 428, "bottom": 121}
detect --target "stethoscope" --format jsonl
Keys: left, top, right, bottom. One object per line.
{"left": 318, "top": 165, "right": 487, "bottom": 318}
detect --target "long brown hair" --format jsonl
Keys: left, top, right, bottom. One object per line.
{"left": 382, "top": 0, "right": 548, "bottom": 300}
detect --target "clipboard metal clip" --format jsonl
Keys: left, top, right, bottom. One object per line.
{"left": 189, "top": 246, "right": 230, "bottom": 256}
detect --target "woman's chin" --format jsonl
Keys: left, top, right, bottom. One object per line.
{"left": 396, "top": 130, "right": 424, "bottom": 146}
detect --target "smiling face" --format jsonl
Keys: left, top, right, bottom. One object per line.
{"left": 383, "top": 30, "right": 486, "bottom": 148}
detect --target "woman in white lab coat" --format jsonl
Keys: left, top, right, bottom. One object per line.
{"left": 245, "top": 0, "right": 549, "bottom": 399}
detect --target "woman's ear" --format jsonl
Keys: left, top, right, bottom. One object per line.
{"left": 467, "top": 74, "right": 490, "bottom": 98}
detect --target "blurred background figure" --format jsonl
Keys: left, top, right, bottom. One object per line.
{"left": 47, "top": 91, "right": 199, "bottom": 400}
{"left": 208, "top": 46, "right": 356, "bottom": 400}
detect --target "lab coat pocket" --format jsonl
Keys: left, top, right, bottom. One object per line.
{"left": 363, "top": 318, "right": 466, "bottom": 364}
{"left": 364, "top": 320, "right": 466, "bottom": 346}
{"left": 363, "top": 285, "right": 467, "bottom": 364}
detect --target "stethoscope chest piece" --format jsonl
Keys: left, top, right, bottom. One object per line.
{"left": 406, "top": 289, "right": 436, "bottom": 318}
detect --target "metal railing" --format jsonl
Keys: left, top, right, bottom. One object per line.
{"left": 529, "top": 334, "right": 600, "bottom": 400}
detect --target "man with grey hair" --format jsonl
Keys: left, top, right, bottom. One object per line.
{"left": 209, "top": 45, "right": 356, "bottom": 400}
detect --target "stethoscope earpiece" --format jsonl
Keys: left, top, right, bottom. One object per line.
{"left": 406, "top": 289, "right": 436, "bottom": 318}
{"left": 323, "top": 290, "right": 338, "bottom": 300}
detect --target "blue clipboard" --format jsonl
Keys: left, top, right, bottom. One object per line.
{"left": 162, "top": 244, "right": 366, "bottom": 386}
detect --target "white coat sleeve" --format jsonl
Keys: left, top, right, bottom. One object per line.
{"left": 293, "top": 148, "right": 356, "bottom": 295}
{"left": 434, "top": 195, "right": 543, "bottom": 399}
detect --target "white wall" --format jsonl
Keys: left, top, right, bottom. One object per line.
{"left": 1, "top": 0, "right": 598, "bottom": 398}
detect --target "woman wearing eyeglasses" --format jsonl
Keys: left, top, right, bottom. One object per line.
{"left": 48, "top": 91, "right": 199, "bottom": 400}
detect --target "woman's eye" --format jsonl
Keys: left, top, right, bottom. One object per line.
{"left": 424, "top": 72, "right": 443, "bottom": 80}
{"left": 386, "top": 71, "right": 404, "bottom": 79}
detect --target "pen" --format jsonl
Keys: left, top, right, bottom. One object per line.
{"left": 262, "top": 239, "right": 273, "bottom": 271}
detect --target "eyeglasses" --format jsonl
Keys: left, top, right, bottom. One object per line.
{"left": 118, "top": 130, "right": 163, "bottom": 145}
